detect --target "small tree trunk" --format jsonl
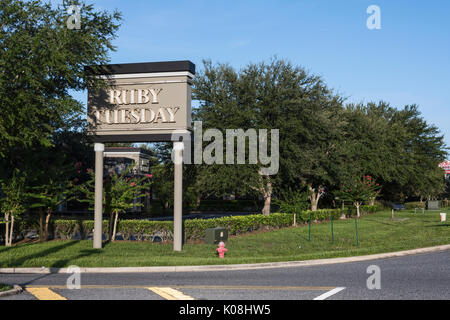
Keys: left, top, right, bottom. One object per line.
{"left": 262, "top": 194, "right": 271, "bottom": 216}
{"left": 44, "top": 208, "right": 52, "bottom": 241}
{"left": 9, "top": 215, "right": 14, "bottom": 246}
{"left": 39, "top": 209, "right": 45, "bottom": 242}
{"left": 8, "top": 215, "right": 14, "bottom": 247}
{"left": 310, "top": 192, "right": 319, "bottom": 211}
{"left": 108, "top": 212, "right": 114, "bottom": 241}
{"left": 309, "top": 185, "right": 322, "bottom": 211}
{"left": 112, "top": 211, "right": 119, "bottom": 242}
{"left": 4, "top": 213, "right": 10, "bottom": 247}
{"left": 196, "top": 194, "right": 201, "bottom": 207}
{"left": 355, "top": 202, "right": 361, "bottom": 218}
{"left": 340, "top": 200, "right": 347, "bottom": 219}
{"left": 261, "top": 176, "right": 272, "bottom": 216}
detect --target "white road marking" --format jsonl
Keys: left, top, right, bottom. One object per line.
{"left": 313, "top": 287, "right": 346, "bottom": 300}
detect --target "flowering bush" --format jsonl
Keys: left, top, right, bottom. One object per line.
{"left": 336, "top": 175, "right": 382, "bottom": 217}
{"left": 76, "top": 165, "right": 152, "bottom": 241}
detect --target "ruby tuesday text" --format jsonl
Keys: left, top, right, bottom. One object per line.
{"left": 93, "top": 88, "right": 180, "bottom": 124}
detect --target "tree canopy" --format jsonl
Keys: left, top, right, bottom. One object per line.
{"left": 193, "top": 58, "right": 345, "bottom": 213}
{"left": 0, "top": 0, "right": 122, "bottom": 245}
{"left": 340, "top": 102, "right": 447, "bottom": 202}
{"left": 0, "top": 0, "right": 121, "bottom": 178}
{"left": 192, "top": 59, "right": 448, "bottom": 210}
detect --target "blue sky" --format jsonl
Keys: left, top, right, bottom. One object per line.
{"left": 71, "top": 0, "right": 450, "bottom": 147}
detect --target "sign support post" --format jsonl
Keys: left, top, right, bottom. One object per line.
{"left": 173, "top": 141, "right": 184, "bottom": 251}
{"left": 93, "top": 142, "right": 104, "bottom": 249}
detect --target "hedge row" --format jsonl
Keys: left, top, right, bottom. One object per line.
{"left": 344, "top": 205, "right": 381, "bottom": 214}
{"left": 185, "top": 209, "right": 346, "bottom": 240}
{"left": 51, "top": 219, "right": 174, "bottom": 241}
{"left": 194, "top": 200, "right": 264, "bottom": 212}
{"left": 50, "top": 209, "right": 345, "bottom": 242}
{"left": 0, "top": 219, "right": 39, "bottom": 242}
{"left": 1, "top": 206, "right": 380, "bottom": 243}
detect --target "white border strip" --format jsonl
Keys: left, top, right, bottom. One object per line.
{"left": 96, "top": 71, "right": 195, "bottom": 80}
{"left": 110, "top": 80, "right": 190, "bottom": 85}
{"left": 89, "top": 128, "right": 191, "bottom": 132}
{"left": 313, "top": 287, "right": 346, "bottom": 300}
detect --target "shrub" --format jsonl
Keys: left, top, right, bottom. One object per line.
{"left": 344, "top": 205, "right": 380, "bottom": 216}
{"left": 117, "top": 220, "right": 173, "bottom": 241}
{"left": 0, "top": 219, "right": 39, "bottom": 244}
{"left": 404, "top": 202, "right": 426, "bottom": 210}
{"left": 194, "top": 199, "right": 264, "bottom": 212}
{"left": 360, "top": 205, "right": 381, "bottom": 213}
{"left": 272, "top": 188, "right": 310, "bottom": 214}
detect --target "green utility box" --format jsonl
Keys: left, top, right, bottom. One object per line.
{"left": 205, "top": 227, "right": 228, "bottom": 244}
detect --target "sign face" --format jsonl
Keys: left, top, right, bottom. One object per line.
{"left": 439, "top": 160, "right": 450, "bottom": 174}
{"left": 86, "top": 61, "right": 195, "bottom": 142}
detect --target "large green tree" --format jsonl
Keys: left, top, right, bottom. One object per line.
{"left": 0, "top": 0, "right": 121, "bottom": 245}
{"left": 389, "top": 104, "right": 447, "bottom": 201}
{"left": 340, "top": 102, "right": 447, "bottom": 202}
{"left": 0, "top": 0, "right": 121, "bottom": 178}
{"left": 193, "top": 58, "right": 345, "bottom": 214}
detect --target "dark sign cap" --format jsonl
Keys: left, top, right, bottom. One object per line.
{"left": 85, "top": 60, "right": 195, "bottom": 76}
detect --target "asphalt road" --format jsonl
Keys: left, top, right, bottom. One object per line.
{"left": 1, "top": 250, "right": 449, "bottom": 300}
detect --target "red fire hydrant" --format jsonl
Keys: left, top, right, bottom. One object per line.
{"left": 216, "top": 241, "right": 228, "bottom": 258}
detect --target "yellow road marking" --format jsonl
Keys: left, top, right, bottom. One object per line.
{"left": 26, "top": 287, "right": 67, "bottom": 300}
{"left": 148, "top": 287, "right": 195, "bottom": 300}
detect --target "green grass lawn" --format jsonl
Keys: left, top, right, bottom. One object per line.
{"left": 0, "top": 284, "right": 13, "bottom": 292}
{"left": 0, "top": 210, "right": 448, "bottom": 268}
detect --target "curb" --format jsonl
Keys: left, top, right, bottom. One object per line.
{"left": 0, "top": 285, "right": 23, "bottom": 297}
{"left": 0, "top": 244, "right": 449, "bottom": 274}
